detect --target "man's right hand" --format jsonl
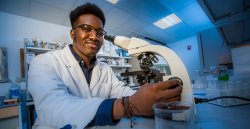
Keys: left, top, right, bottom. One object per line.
{"left": 129, "top": 80, "right": 182, "bottom": 116}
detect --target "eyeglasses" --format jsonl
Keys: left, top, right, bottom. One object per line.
{"left": 73, "top": 24, "right": 107, "bottom": 37}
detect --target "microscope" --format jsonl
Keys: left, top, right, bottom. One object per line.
{"left": 104, "top": 35, "right": 194, "bottom": 104}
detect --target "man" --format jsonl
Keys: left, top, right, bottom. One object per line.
{"left": 28, "top": 2, "right": 182, "bottom": 129}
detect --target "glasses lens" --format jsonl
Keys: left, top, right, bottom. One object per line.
{"left": 75, "top": 24, "right": 106, "bottom": 37}
{"left": 80, "top": 24, "right": 92, "bottom": 32}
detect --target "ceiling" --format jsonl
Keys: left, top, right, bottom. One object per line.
{"left": 0, "top": 0, "right": 248, "bottom": 45}
{"left": 198, "top": 0, "right": 250, "bottom": 46}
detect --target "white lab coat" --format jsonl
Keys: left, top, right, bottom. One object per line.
{"left": 28, "top": 45, "right": 136, "bottom": 129}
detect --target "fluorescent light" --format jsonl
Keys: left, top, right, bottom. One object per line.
{"left": 153, "top": 20, "right": 171, "bottom": 29}
{"left": 153, "top": 14, "right": 182, "bottom": 29}
{"left": 106, "top": 0, "right": 119, "bottom": 4}
{"left": 167, "top": 14, "right": 182, "bottom": 24}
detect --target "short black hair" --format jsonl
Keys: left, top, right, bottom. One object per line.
{"left": 69, "top": 2, "right": 105, "bottom": 28}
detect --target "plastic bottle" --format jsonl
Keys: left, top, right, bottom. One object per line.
{"left": 218, "top": 66, "right": 229, "bottom": 81}
{"left": 9, "top": 79, "right": 21, "bottom": 100}
{"left": 193, "top": 70, "right": 207, "bottom": 95}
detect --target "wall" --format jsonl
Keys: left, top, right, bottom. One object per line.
{"left": 198, "top": 27, "right": 232, "bottom": 71}
{"left": 0, "top": 12, "right": 72, "bottom": 82}
{"left": 168, "top": 36, "right": 200, "bottom": 82}
{"left": 0, "top": 82, "right": 12, "bottom": 97}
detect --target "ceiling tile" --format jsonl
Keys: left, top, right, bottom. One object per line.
{"left": 120, "top": 18, "right": 149, "bottom": 32}
{"left": 0, "top": 0, "right": 31, "bottom": 17}
{"left": 163, "top": 22, "right": 196, "bottom": 40}
{"left": 30, "top": 0, "right": 68, "bottom": 25}
{"left": 115, "top": 0, "right": 143, "bottom": 17}
{"left": 176, "top": 1, "right": 213, "bottom": 32}
{"left": 34, "top": 0, "right": 77, "bottom": 11}
{"left": 105, "top": 7, "right": 133, "bottom": 27}
{"left": 76, "top": 0, "right": 114, "bottom": 14}
{"left": 137, "top": 25, "right": 160, "bottom": 37}
{"left": 137, "top": 24, "right": 177, "bottom": 44}
{"left": 152, "top": 31, "right": 178, "bottom": 44}
{"left": 154, "top": 0, "right": 195, "bottom": 12}
{"left": 116, "top": 0, "right": 171, "bottom": 23}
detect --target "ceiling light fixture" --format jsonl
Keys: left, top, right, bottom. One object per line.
{"left": 106, "top": 0, "right": 119, "bottom": 4}
{"left": 154, "top": 14, "right": 182, "bottom": 29}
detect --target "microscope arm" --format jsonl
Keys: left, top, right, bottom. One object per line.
{"left": 105, "top": 35, "right": 194, "bottom": 104}
{"left": 128, "top": 45, "right": 193, "bottom": 104}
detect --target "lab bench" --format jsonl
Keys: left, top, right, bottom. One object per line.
{"left": 0, "top": 103, "right": 20, "bottom": 119}
{"left": 0, "top": 102, "right": 21, "bottom": 129}
{"left": 91, "top": 103, "right": 250, "bottom": 129}
{"left": 20, "top": 100, "right": 250, "bottom": 129}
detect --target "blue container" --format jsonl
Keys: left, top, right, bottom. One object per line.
{"left": 9, "top": 83, "right": 20, "bottom": 99}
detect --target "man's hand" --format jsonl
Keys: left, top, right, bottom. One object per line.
{"left": 130, "top": 80, "right": 182, "bottom": 116}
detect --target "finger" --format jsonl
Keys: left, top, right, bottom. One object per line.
{"left": 159, "top": 86, "right": 182, "bottom": 100}
{"left": 161, "top": 95, "right": 181, "bottom": 103}
{"left": 154, "top": 80, "right": 178, "bottom": 90}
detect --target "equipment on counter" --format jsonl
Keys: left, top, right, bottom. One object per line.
{"left": 104, "top": 35, "right": 193, "bottom": 104}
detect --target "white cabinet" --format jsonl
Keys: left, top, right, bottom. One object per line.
{"left": 231, "top": 45, "right": 250, "bottom": 76}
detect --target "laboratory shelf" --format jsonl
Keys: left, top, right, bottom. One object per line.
{"left": 97, "top": 54, "right": 131, "bottom": 59}
{"left": 109, "top": 65, "right": 132, "bottom": 68}
{"left": 26, "top": 47, "right": 54, "bottom": 54}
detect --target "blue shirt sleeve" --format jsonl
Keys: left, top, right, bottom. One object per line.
{"left": 88, "top": 98, "right": 120, "bottom": 126}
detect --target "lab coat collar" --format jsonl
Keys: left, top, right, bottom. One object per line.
{"left": 62, "top": 45, "right": 92, "bottom": 98}
{"left": 68, "top": 44, "right": 97, "bottom": 70}
{"left": 61, "top": 45, "right": 104, "bottom": 98}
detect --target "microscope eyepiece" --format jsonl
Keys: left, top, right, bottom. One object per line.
{"left": 104, "top": 34, "right": 115, "bottom": 43}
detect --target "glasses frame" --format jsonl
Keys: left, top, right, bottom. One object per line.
{"left": 72, "top": 24, "right": 107, "bottom": 37}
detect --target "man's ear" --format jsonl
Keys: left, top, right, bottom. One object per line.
{"left": 70, "top": 29, "right": 76, "bottom": 40}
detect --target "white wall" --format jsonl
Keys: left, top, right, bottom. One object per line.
{"left": 199, "top": 28, "right": 232, "bottom": 69}
{"left": 0, "top": 82, "right": 12, "bottom": 97}
{"left": 168, "top": 36, "right": 200, "bottom": 82}
{"left": 0, "top": 12, "right": 72, "bottom": 82}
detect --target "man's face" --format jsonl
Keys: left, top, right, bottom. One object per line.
{"left": 70, "top": 14, "right": 104, "bottom": 58}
